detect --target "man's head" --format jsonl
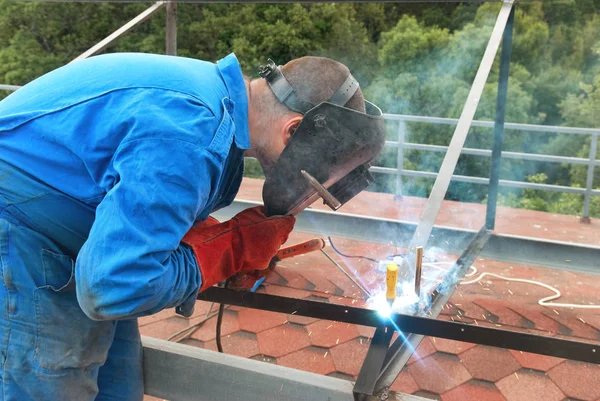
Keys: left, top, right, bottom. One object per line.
{"left": 246, "top": 56, "right": 366, "bottom": 176}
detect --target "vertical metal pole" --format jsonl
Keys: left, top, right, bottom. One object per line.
{"left": 485, "top": 6, "right": 515, "bottom": 230}
{"left": 582, "top": 134, "right": 598, "bottom": 223}
{"left": 395, "top": 120, "right": 406, "bottom": 199}
{"left": 166, "top": 1, "right": 177, "bottom": 56}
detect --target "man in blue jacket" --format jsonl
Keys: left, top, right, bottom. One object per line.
{"left": 0, "top": 52, "right": 368, "bottom": 400}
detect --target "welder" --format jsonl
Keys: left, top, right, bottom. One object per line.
{"left": 0, "top": 52, "right": 384, "bottom": 400}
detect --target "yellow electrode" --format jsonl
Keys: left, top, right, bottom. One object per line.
{"left": 386, "top": 263, "right": 399, "bottom": 303}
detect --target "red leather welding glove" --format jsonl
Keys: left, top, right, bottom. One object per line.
{"left": 227, "top": 259, "right": 278, "bottom": 290}
{"left": 181, "top": 206, "right": 295, "bottom": 292}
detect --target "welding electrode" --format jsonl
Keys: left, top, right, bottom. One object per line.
{"left": 386, "top": 263, "right": 399, "bottom": 306}
{"left": 415, "top": 246, "right": 423, "bottom": 297}
{"left": 274, "top": 238, "right": 326, "bottom": 261}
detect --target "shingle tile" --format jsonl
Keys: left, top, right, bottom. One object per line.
{"left": 256, "top": 323, "right": 310, "bottom": 358}
{"left": 430, "top": 337, "right": 477, "bottom": 355}
{"left": 496, "top": 369, "right": 564, "bottom": 401}
{"left": 390, "top": 367, "right": 419, "bottom": 394}
{"left": 305, "top": 320, "right": 360, "bottom": 348}
{"left": 508, "top": 350, "right": 564, "bottom": 372}
{"left": 330, "top": 338, "right": 370, "bottom": 377}
{"left": 461, "top": 345, "right": 520, "bottom": 382}
{"left": 548, "top": 361, "right": 600, "bottom": 401}
{"left": 441, "top": 379, "right": 506, "bottom": 401}
{"left": 203, "top": 331, "right": 260, "bottom": 359}
{"left": 408, "top": 337, "right": 437, "bottom": 365}
{"left": 237, "top": 308, "right": 289, "bottom": 333}
{"left": 189, "top": 310, "right": 239, "bottom": 342}
{"left": 408, "top": 353, "right": 472, "bottom": 394}
{"left": 277, "top": 346, "right": 336, "bottom": 375}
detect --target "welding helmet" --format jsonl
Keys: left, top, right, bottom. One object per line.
{"left": 259, "top": 58, "right": 386, "bottom": 216}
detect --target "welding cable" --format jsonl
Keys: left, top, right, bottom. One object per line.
{"left": 215, "top": 278, "right": 233, "bottom": 353}
{"left": 166, "top": 306, "right": 225, "bottom": 343}
{"left": 216, "top": 302, "right": 225, "bottom": 352}
{"left": 327, "top": 237, "right": 379, "bottom": 263}
{"left": 460, "top": 267, "right": 600, "bottom": 310}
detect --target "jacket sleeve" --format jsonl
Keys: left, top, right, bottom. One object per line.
{"left": 75, "top": 104, "right": 224, "bottom": 321}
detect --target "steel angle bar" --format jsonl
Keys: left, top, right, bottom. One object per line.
{"left": 401, "top": 0, "right": 515, "bottom": 283}
{"left": 372, "top": 227, "right": 492, "bottom": 394}
{"left": 0, "top": 84, "right": 22, "bottom": 91}
{"left": 70, "top": 2, "right": 166, "bottom": 63}
{"left": 197, "top": 288, "right": 600, "bottom": 364}
{"left": 353, "top": 326, "right": 394, "bottom": 400}
{"left": 215, "top": 199, "right": 600, "bottom": 273}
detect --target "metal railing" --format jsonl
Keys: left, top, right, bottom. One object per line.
{"left": 375, "top": 114, "right": 600, "bottom": 219}
{"left": 1, "top": 78, "right": 598, "bottom": 217}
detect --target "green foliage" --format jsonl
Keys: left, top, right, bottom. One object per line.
{"left": 0, "top": 1, "right": 598, "bottom": 218}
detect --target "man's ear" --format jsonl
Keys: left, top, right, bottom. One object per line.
{"left": 281, "top": 115, "right": 303, "bottom": 146}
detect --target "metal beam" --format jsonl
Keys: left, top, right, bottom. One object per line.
{"left": 401, "top": 0, "right": 515, "bottom": 282}
{"left": 197, "top": 288, "right": 600, "bottom": 364}
{"left": 70, "top": 2, "right": 165, "bottom": 63}
{"left": 213, "top": 199, "right": 600, "bottom": 274}
{"left": 487, "top": 6, "right": 515, "bottom": 229}
{"left": 142, "top": 336, "right": 358, "bottom": 401}
{"left": 166, "top": 2, "right": 177, "bottom": 55}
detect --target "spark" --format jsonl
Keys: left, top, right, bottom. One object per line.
{"left": 324, "top": 351, "right": 328, "bottom": 358}
{"left": 474, "top": 319, "right": 479, "bottom": 326}
{"left": 579, "top": 318, "right": 586, "bottom": 324}
{"left": 308, "top": 331, "right": 312, "bottom": 336}
{"left": 553, "top": 309, "right": 559, "bottom": 315}
{"left": 336, "top": 339, "right": 340, "bottom": 345}
{"left": 508, "top": 289, "right": 513, "bottom": 295}
{"left": 482, "top": 314, "right": 487, "bottom": 320}
{"left": 459, "top": 293, "right": 464, "bottom": 298}
{"left": 291, "top": 311, "right": 297, "bottom": 315}
{"left": 514, "top": 372, "right": 519, "bottom": 379}
{"left": 326, "top": 325, "right": 333, "bottom": 330}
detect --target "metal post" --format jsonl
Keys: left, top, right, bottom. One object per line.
{"left": 395, "top": 120, "right": 406, "bottom": 199}
{"left": 402, "top": 0, "right": 515, "bottom": 282}
{"left": 166, "top": 1, "right": 177, "bottom": 56}
{"left": 582, "top": 134, "right": 598, "bottom": 223}
{"left": 485, "top": 6, "right": 515, "bottom": 230}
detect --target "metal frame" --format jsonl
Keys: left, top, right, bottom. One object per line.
{"left": 1, "top": 2, "right": 598, "bottom": 400}
{"left": 197, "top": 288, "right": 600, "bottom": 365}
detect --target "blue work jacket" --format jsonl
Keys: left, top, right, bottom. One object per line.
{"left": 0, "top": 53, "right": 249, "bottom": 400}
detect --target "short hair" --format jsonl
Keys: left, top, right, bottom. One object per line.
{"left": 254, "top": 56, "right": 366, "bottom": 119}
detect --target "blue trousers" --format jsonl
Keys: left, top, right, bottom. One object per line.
{"left": 0, "top": 163, "right": 143, "bottom": 400}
